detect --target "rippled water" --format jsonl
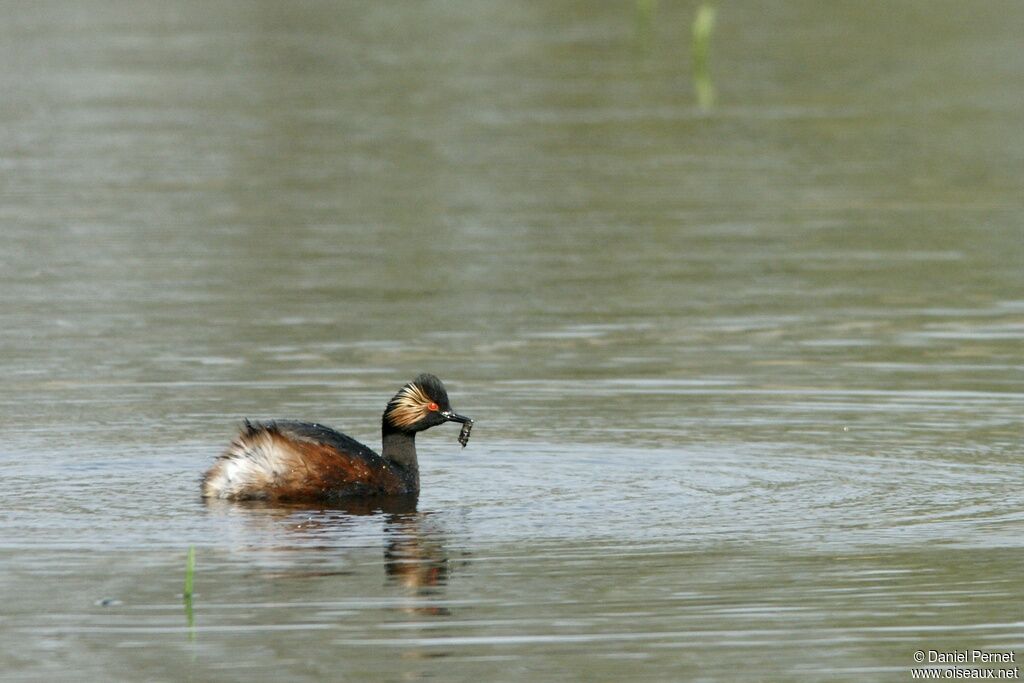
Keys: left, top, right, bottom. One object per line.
{"left": 2, "top": 1, "right": 1023, "bottom": 681}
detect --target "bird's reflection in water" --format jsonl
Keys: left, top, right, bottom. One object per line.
{"left": 382, "top": 506, "right": 450, "bottom": 616}
{"left": 203, "top": 495, "right": 452, "bottom": 614}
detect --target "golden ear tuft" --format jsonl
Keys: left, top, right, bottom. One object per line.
{"left": 387, "top": 383, "right": 432, "bottom": 428}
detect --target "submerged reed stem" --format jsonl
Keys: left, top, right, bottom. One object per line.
{"left": 183, "top": 545, "right": 195, "bottom": 598}
{"left": 691, "top": 3, "right": 717, "bottom": 109}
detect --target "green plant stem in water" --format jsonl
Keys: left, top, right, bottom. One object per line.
{"left": 691, "top": 3, "right": 716, "bottom": 110}
{"left": 183, "top": 546, "right": 196, "bottom": 642}
{"left": 184, "top": 545, "right": 195, "bottom": 598}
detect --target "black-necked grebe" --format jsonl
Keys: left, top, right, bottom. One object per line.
{"left": 201, "top": 374, "right": 472, "bottom": 501}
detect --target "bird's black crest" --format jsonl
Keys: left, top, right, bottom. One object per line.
{"left": 410, "top": 373, "right": 450, "bottom": 405}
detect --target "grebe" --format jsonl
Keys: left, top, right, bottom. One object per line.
{"left": 201, "top": 374, "right": 473, "bottom": 501}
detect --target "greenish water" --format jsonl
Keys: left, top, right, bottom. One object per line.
{"left": 1, "top": 1, "right": 1022, "bottom": 681}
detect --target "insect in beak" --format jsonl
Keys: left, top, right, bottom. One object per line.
{"left": 457, "top": 421, "right": 473, "bottom": 448}
{"left": 440, "top": 410, "right": 474, "bottom": 448}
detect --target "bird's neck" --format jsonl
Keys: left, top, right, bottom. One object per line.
{"left": 381, "top": 427, "right": 419, "bottom": 489}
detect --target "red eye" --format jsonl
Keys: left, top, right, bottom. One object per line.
{"left": 427, "top": 402, "right": 439, "bottom": 411}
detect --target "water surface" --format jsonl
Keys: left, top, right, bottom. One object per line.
{"left": 1, "top": 1, "right": 1023, "bottom": 681}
